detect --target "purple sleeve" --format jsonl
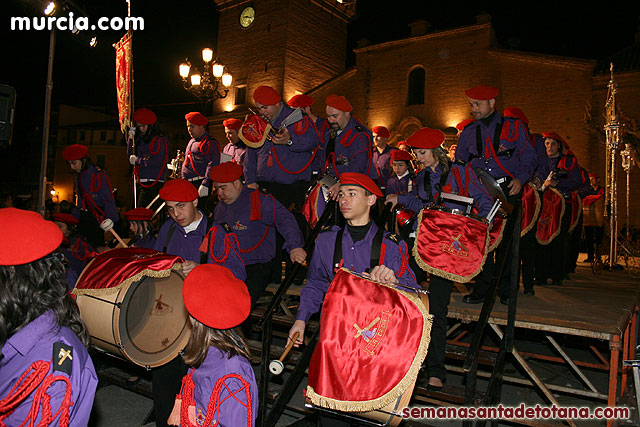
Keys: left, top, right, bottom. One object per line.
{"left": 557, "top": 156, "right": 582, "bottom": 194}
{"left": 297, "top": 233, "right": 334, "bottom": 322}
{"left": 288, "top": 117, "right": 321, "bottom": 153}
{"left": 217, "top": 375, "right": 256, "bottom": 427}
{"left": 513, "top": 124, "right": 537, "bottom": 185}
{"left": 142, "top": 136, "right": 171, "bottom": 178}
{"left": 202, "top": 137, "right": 221, "bottom": 187}
{"left": 96, "top": 172, "right": 119, "bottom": 222}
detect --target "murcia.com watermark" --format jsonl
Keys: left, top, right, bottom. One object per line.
{"left": 10, "top": 14, "right": 144, "bottom": 31}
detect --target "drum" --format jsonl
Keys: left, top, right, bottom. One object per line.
{"left": 583, "top": 197, "right": 605, "bottom": 227}
{"left": 413, "top": 205, "right": 489, "bottom": 283}
{"left": 302, "top": 174, "right": 339, "bottom": 228}
{"left": 72, "top": 247, "right": 190, "bottom": 368}
{"left": 391, "top": 204, "right": 417, "bottom": 241}
{"left": 306, "top": 268, "right": 430, "bottom": 426}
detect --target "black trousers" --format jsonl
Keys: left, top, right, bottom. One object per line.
{"left": 151, "top": 355, "right": 189, "bottom": 427}
{"left": 520, "top": 227, "right": 538, "bottom": 290}
{"left": 245, "top": 260, "right": 276, "bottom": 309}
{"left": 567, "top": 211, "right": 582, "bottom": 273}
{"left": 544, "top": 203, "right": 573, "bottom": 282}
{"left": 425, "top": 275, "right": 452, "bottom": 380}
{"left": 584, "top": 225, "right": 604, "bottom": 260}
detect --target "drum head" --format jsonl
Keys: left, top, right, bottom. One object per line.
{"left": 117, "top": 271, "right": 191, "bottom": 368}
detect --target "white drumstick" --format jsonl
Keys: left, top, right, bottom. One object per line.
{"left": 269, "top": 331, "right": 299, "bottom": 375}
{"left": 100, "top": 219, "right": 128, "bottom": 248}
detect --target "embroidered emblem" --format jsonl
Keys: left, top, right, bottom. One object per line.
{"left": 233, "top": 220, "right": 248, "bottom": 231}
{"left": 442, "top": 234, "right": 469, "bottom": 258}
{"left": 152, "top": 293, "right": 173, "bottom": 315}
{"left": 196, "top": 406, "right": 205, "bottom": 426}
{"left": 353, "top": 310, "right": 392, "bottom": 355}
{"left": 52, "top": 342, "right": 73, "bottom": 375}
{"left": 132, "top": 252, "right": 159, "bottom": 260}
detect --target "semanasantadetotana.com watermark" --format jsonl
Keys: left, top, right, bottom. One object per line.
{"left": 10, "top": 14, "right": 144, "bottom": 31}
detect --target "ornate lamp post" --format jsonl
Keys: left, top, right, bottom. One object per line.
{"left": 178, "top": 48, "right": 232, "bottom": 101}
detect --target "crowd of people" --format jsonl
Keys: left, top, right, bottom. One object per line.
{"left": 0, "top": 83, "right": 608, "bottom": 426}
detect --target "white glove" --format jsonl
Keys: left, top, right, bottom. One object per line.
{"left": 128, "top": 127, "right": 136, "bottom": 139}
{"left": 198, "top": 185, "right": 209, "bottom": 197}
{"left": 129, "top": 155, "right": 138, "bottom": 165}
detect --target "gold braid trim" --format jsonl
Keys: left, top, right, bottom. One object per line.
{"left": 411, "top": 209, "right": 490, "bottom": 284}
{"left": 488, "top": 217, "right": 505, "bottom": 252}
{"left": 568, "top": 193, "right": 582, "bottom": 234}
{"left": 536, "top": 188, "right": 566, "bottom": 245}
{"left": 306, "top": 269, "right": 433, "bottom": 413}
{"left": 71, "top": 263, "right": 183, "bottom": 297}
{"left": 520, "top": 183, "right": 541, "bottom": 237}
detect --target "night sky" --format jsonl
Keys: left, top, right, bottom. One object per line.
{"left": 2, "top": 0, "right": 639, "bottom": 190}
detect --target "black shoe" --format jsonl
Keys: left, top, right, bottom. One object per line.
{"left": 524, "top": 287, "right": 535, "bottom": 296}
{"left": 500, "top": 296, "right": 510, "bottom": 305}
{"left": 427, "top": 383, "right": 443, "bottom": 392}
{"left": 463, "top": 294, "right": 484, "bottom": 304}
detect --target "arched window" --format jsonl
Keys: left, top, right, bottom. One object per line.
{"left": 407, "top": 67, "right": 425, "bottom": 106}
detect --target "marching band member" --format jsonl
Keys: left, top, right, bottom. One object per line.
{"left": 210, "top": 161, "right": 306, "bottom": 308}
{"left": 0, "top": 208, "right": 97, "bottom": 426}
{"left": 582, "top": 173, "right": 605, "bottom": 263}
{"left": 385, "top": 149, "right": 415, "bottom": 196}
{"left": 168, "top": 264, "right": 257, "bottom": 427}
{"left": 371, "top": 125, "right": 395, "bottom": 188}
{"left": 289, "top": 172, "right": 418, "bottom": 348}
{"left": 128, "top": 108, "right": 171, "bottom": 209}
{"left": 63, "top": 143, "right": 119, "bottom": 249}
{"left": 124, "top": 207, "right": 157, "bottom": 249}
{"left": 287, "top": 94, "right": 327, "bottom": 178}
{"left": 51, "top": 212, "right": 96, "bottom": 289}
{"left": 181, "top": 112, "right": 220, "bottom": 203}
{"left": 152, "top": 178, "right": 245, "bottom": 427}
{"left": 535, "top": 132, "right": 581, "bottom": 286}
{"left": 222, "top": 118, "right": 246, "bottom": 166}
{"left": 455, "top": 86, "right": 535, "bottom": 305}
{"left": 386, "top": 127, "right": 492, "bottom": 391}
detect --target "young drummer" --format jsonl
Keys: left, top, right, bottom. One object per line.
{"left": 168, "top": 264, "right": 257, "bottom": 427}
{"left": 385, "top": 149, "right": 415, "bottom": 196}
{"left": 124, "top": 207, "right": 157, "bottom": 249}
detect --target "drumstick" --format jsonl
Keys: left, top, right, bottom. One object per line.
{"left": 280, "top": 332, "right": 299, "bottom": 362}
{"left": 268, "top": 332, "right": 299, "bottom": 375}
{"left": 145, "top": 194, "right": 161, "bottom": 210}
{"left": 152, "top": 202, "right": 166, "bottom": 220}
{"left": 100, "top": 219, "right": 128, "bottom": 248}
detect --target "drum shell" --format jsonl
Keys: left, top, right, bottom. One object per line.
{"left": 75, "top": 266, "right": 191, "bottom": 369}
{"left": 583, "top": 197, "right": 604, "bottom": 227}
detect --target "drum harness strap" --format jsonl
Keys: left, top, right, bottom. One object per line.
{"left": 469, "top": 119, "right": 516, "bottom": 180}
{"left": 419, "top": 165, "right": 449, "bottom": 205}
{"left": 332, "top": 225, "right": 385, "bottom": 272}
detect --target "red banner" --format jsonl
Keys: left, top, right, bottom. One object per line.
{"left": 520, "top": 182, "right": 541, "bottom": 237}
{"left": 488, "top": 214, "right": 506, "bottom": 252}
{"left": 115, "top": 31, "right": 132, "bottom": 134}
{"left": 239, "top": 114, "right": 272, "bottom": 148}
{"left": 73, "top": 247, "right": 183, "bottom": 296}
{"left": 536, "top": 188, "right": 565, "bottom": 245}
{"left": 413, "top": 208, "right": 489, "bottom": 283}
{"left": 568, "top": 191, "right": 582, "bottom": 233}
{"left": 307, "top": 268, "right": 430, "bottom": 413}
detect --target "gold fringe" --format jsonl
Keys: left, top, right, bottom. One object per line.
{"left": 568, "top": 193, "right": 582, "bottom": 234}
{"left": 306, "top": 268, "right": 433, "bottom": 413}
{"left": 488, "top": 216, "right": 505, "bottom": 252}
{"left": 411, "top": 209, "right": 490, "bottom": 284}
{"left": 536, "top": 188, "right": 566, "bottom": 246}
{"left": 72, "top": 263, "right": 183, "bottom": 297}
{"left": 520, "top": 183, "right": 542, "bottom": 237}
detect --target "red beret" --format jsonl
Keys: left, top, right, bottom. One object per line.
{"left": 339, "top": 172, "right": 383, "bottom": 197}
{"left": 589, "top": 173, "right": 599, "bottom": 179}
{"left": 391, "top": 150, "right": 414, "bottom": 163}
{"left": 455, "top": 119, "right": 475, "bottom": 130}
{"left": 124, "top": 207, "right": 154, "bottom": 221}
{"left": 158, "top": 179, "right": 198, "bottom": 202}
{"left": 371, "top": 126, "right": 390, "bottom": 138}
{"left": 185, "top": 112, "right": 208, "bottom": 126}
{"left": 223, "top": 118, "right": 243, "bottom": 131}
{"left": 62, "top": 144, "right": 88, "bottom": 161}
{"left": 134, "top": 108, "right": 157, "bottom": 125}
{"left": 52, "top": 213, "right": 79, "bottom": 225}
{"left": 503, "top": 107, "right": 529, "bottom": 124}
{"left": 465, "top": 85, "right": 499, "bottom": 100}
{"left": 325, "top": 94, "right": 353, "bottom": 112}
{"left": 406, "top": 127, "right": 445, "bottom": 149}
{"left": 0, "top": 208, "right": 63, "bottom": 265}
{"left": 209, "top": 161, "right": 243, "bottom": 183}
{"left": 288, "top": 94, "right": 314, "bottom": 108}
{"left": 542, "top": 132, "right": 569, "bottom": 149}
{"left": 253, "top": 85, "right": 281, "bottom": 105}
{"left": 183, "top": 264, "right": 251, "bottom": 329}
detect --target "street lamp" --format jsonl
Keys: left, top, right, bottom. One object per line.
{"left": 178, "top": 48, "right": 232, "bottom": 101}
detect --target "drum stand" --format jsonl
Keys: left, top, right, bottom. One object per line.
{"left": 462, "top": 198, "right": 522, "bottom": 427}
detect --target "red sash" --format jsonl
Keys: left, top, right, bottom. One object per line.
{"left": 568, "top": 191, "right": 581, "bottom": 233}
{"left": 302, "top": 183, "right": 322, "bottom": 228}
{"left": 307, "top": 268, "right": 430, "bottom": 412}
{"left": 520, "top": 182, "right": 541, "bottom": 237}
{"left": 413, "top": 208, "right": 489, "bottom": 283}
{"left": 536, "top": 188, "right": 565, "bottom": 245}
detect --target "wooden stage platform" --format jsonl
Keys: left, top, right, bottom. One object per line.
{"left": 442, "top": 260, "right": 639, "bottom": 424}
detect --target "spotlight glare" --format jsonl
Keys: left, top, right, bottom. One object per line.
{"left": 89, "top": 36, "right": 98, "bottom": 47}
{"left": 44, "top": 2, "right": 56, "bottom": 16}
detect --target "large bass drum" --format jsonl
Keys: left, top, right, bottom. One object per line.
{"left": 72, "top": 247, "right": 190, "bottom": 368}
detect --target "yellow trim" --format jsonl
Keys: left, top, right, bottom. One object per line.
{"left": 520, "top": 182, "right": 542, "bottom": 237}
{"left": 239, "top": 121, "right": 272, "bottom": 149}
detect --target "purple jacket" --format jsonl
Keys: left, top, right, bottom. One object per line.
{"left": 72, "top": 164, "right": 119, "bottom": 223}
{"left": 373, "top": 146, "right": 396, "bottom": 187}
{"left": 188, "top": 346, "right": 257, "bottom": 427}
{"left": 0, "top": 311, "right": 97, "bottom": 426}
{"left": 223, "top": 142, "right": 246, "bottom": 166}
{"left": 398, "top": 163, "right": 494, "bottom": 219}
{"left": 385, "top": 173, "right": 413, "bottom": 196}
{"left": 128, "top": 135, "right": 171, "bottom": 182}
{"left": 321, "top": 117, "right": 375, "bottom": 179}
{"left": 181, "top": 133, "right": 220, "bottom": 187}
{"left": 214, "top": 187, "right": 304, "bottom": 266}
{"left": 244, "top": 105, "right": 320, "bottom": 185}
{"left": 60, "top": 235, "right": 95, "bottom": 283}
{"left": 535, "top": 153, "right": 581, "bottom": 198}
{"left": 456, "top": 112, "right": 536, "bottom": 186}
{"left": 154, "top": 212, "right": 246, "bottom": 281}
{"left": 296, "top": 222, "right": 418, "bottom": 323}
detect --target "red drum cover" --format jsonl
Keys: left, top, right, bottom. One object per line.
{"left": 239, "top": 114, "right": 272, "bottom": 148}
{"left": 302, "top": 182, "right": 324, "bottom": 228}
{"left": 568, "top": 191, "right": 582, "bottom": 233}
{"left": 307, "top": 268, "right": 431, "bottom": 412}
{"left": 536, "top": 188, "right": 565, "bottom": 245}
{"left": 520, "top": 182, "right": 541, "bottom": 237}
{"left": 488, "top": 214, "right": 506, "bottom": 252}
{"left": 413, "top": 208, "right": 489, "bottom": 283}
